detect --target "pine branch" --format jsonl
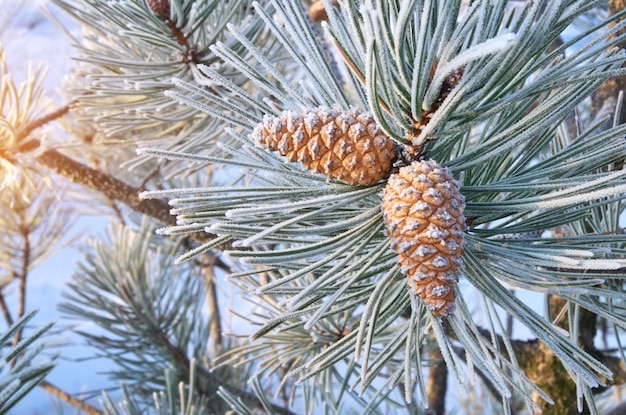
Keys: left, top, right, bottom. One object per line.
{"left": 198, "top": 254, "right": 223, "bottom": 351}
{"left": 0, "top": 292, "right": 13, "bottom": 327}
{"left": 46, "top": 1, "right": 626, "bottom": 413}
{"left": 151, "top": 3, "right": 204, "bottom": 67}
{"left": 446, "top": 315, "right": 626, "bottom": 415}
{"left": 12, "top": 102, "right": 172, "bottom": 223}
{"left": 16, "top": 102, "right": 74, "bottom": 148}
{"left": 425, "top": 346, "right": 447, "bottom": 415}
{"left": 0, "top": 310, "right": 56, "bottom": 414}
{"left": 12, "top": 226, "right": 30, "bottom": 348}
{"left": 62, "top": 223, "right": 292, "bottom": 415}
{"left": 12, "top": 104, "right": 233, "bottom": 248}
{"left": 36, "top": 147, "right": 173, "bottom": 223}
{"left": 38, "top": 380, "right": 103, "bottom": 415}
{"left": 0, "top": 282, "right": 100, "bottom": 415}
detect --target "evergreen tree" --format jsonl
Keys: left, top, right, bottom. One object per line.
{"left": 1, "top": 0, "right": 626, "bottom": 414}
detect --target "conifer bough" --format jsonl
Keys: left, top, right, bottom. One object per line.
{"left": 383, "top": 159, "right": 465, "bottom": 316}
{"left": 251, "top": 107, "right": 397, "bottom": 185}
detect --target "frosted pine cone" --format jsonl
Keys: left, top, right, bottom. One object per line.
{"left": 147, "top": 0, "right": 170, "bottom": 18}
{"left": 382, "top": 159, "right": 465, "bottom": 316}
{"left": 309, "top": 1, "right": 328, "bottom": 21}
{"left": 251, "top": 108, "right": 397, "bottom": 185}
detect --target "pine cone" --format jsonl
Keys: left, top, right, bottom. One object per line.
{"left": 309, "top": 1, "right": 328, "bottom": 22}
{"left": 147, "top": 0, "right": 170, "bottom": 18}
{"left": 308, "top": 0, "right": 339, "bottom": 22}
{"left": 251, "top": 108, "right": 397, "bottom": 185}
{"left": 382, "top": 159, "right": 465, "bottom": 316}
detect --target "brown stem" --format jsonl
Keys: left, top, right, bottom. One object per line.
{"left": 16, "top": 104, "right": 172, "bottom": 225}
{"left": 154, "top": 6, "right": 207, "bottom": 68}
{"left": 12, "top": 224, "right": 30, "bottom": 348}
{"left": 18, "top": 102, "right": 74, "bottom": 147}
{"left": 0, "top": 291, "right": 14, "bottom": 327}
{"left": 198, "top": 254, "right": 223, "bottom": 351}
{"left": 37, "top": 148, "right": 174, "bottom": 225}
{"left": 14, "top": 104, "right": 227, "bottom": 247}
{"left": 38, "top": 380, "right": 103, "bottom": 415}
{"left": 425, "top": 346, "right": 447, "bottom": 415}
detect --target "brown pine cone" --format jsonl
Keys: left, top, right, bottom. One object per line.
{"left": 382, "top": 159, "right": 465, "bottom": 316}
{"left": 147, "top": 0, "right": 170, "bottom": 18}
{"left": 309, "top": 1, "right": 328, "bottom": 21}
{"left": 251, "top": 107, "right": 397, "bottom": 185}
{"left": 308, "top": 0, "right": 339, "bottom": 22}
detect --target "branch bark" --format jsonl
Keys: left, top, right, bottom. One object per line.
{"left": 36, "top": 147, "right": 175, "bottom": 225}
{"left": 444, "top": 309, "right": 626, "bottom": 415}
{"left": 425, "top": 346, "right": 447, "bottom": 415}
{"left": 38, "top": 380, "right": 103, "bottom": 415}
{"left": 12, "top": 225, "right": 30, "bottom": 348}
{"left": 13, "top": 105, "right": 226, "bottom": 248}
{"left": 198, "top": 254, "right": 223, "bottom": 352}
{"left": 0, "top": 291, "right": 13, "bottom": 327}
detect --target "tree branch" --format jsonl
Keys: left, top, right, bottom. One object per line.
{"left": 0, "top": 291, "right": 14, "bottom": 327}
{"left": 444, "top": 311, "right": 626, "bottom": 415}
{"left": 425, "top": 346, "right": 447, "bottom": 415}
{"left": 18, "top": 102, "right": 74, "bottom": 147}
{"left": 38, "top": 380, "right": 103, "bottom": 415}
{"left": 198, "top": 254, "right": 223, "bottom": 352}
{"left": 13, "top": 105, "right": 227, "bottom": 248}
{"left": 12, "top": 225, "right": 30, "bottom": 348}
{"left": 36, "top": 148, "right": 174, "bottom": 225}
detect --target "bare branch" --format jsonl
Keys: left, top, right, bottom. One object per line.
{"left": 0, "top": 291, "right": 13, "bottom": 327}
{"left": 426, "top": 346, "right": 447, "bottom": 415}
{"left": 12, "top": 226, "right": 30, "bottom": 348}
{"left": 198, "top": 254, "right": 223, "bottom": 351}
{"left": 38, "top": 380, "right": 103, "bottom": 415}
